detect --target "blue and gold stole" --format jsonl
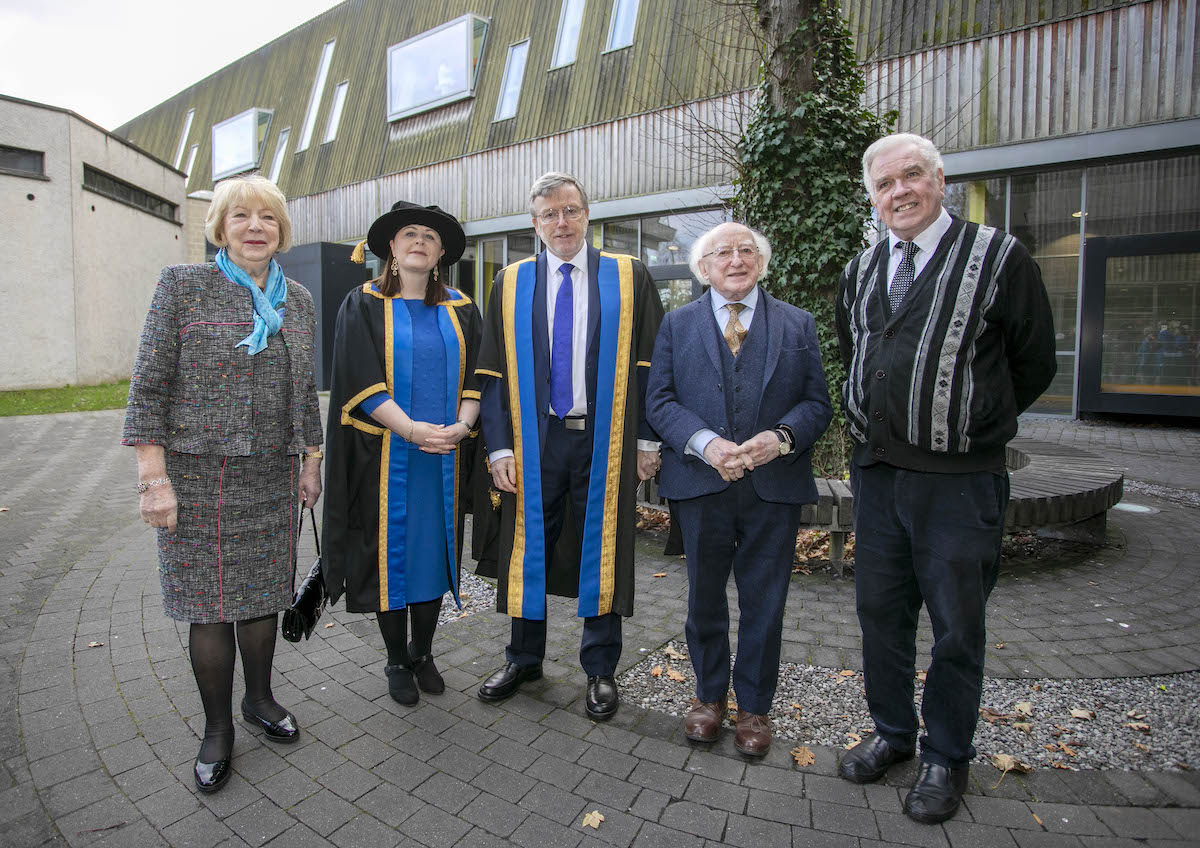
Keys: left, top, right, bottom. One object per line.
{"left": 342, "top": 285, "right": 472, "bottom": 611}
{"left": 501, "top": 254, "right": 634, "bottom": 619}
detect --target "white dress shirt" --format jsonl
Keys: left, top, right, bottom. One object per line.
{"left": 886, "top": 207, "right": 952, "bottom": 291}
{"left": 686, "top": 285, "right": 760, "bottom": 464}
{"left": 489, "top": 246, "right": 658, "bottom": 465}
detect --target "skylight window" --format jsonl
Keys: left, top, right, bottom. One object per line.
{"left": 173, "top": 109, "right": 195, "bottom": 169}
{"left": 387, "top": 15, "right": 489, "bottom": 121}
{"left": 268, "top": 128, "right": 290, "bottom": 183}
{"left": 494, "top": 41, "right": 529, "bottom": 121}
{"left": 210, "top": 108, "right": 273, "bottom": 181}
{"left": 605, "top": 0, "right": 639, "bottom": 51}
{"left": 551, "top": 0, "right": 585, "bottom": 68}
{"left": 184, "top": 145, "right": 198, "bottom": 178}
{"left": 323, "top": 82, "right": 349, "bottom": 143}
{"left": 297, "top": 40, "right": 335, "bottom": 152}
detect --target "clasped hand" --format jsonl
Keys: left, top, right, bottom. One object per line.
{"left": 702, "top": 431, "right": 781, "bottom": 482}
{"left": 410, "top": 420, "right": 470, "bottom": 454}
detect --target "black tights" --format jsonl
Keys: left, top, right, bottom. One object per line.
{"left": 376, "top": 598, "right": 442, "bottom": 667}
{"left": 189, "top": 614, "right": 284, "bottom": 761}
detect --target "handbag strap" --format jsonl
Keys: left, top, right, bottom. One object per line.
{"left": 297, "top": 507, "right": 321, "bottom": 557}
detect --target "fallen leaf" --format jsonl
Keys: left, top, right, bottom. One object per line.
{"left": 0, "top": 507, "right": 8, "bottom": 512}
{"left": 650, "top": 666, "right": 662, "bottom": 678}
{"left": 1013, "top": 722, "right": 1033, "bottom": 734}
{"left": 1015, "top": 702, "right": 1034, "bottom": 717}
{"left": 1031, "top": 683, "right": 1042, "bottom": 692}
{"left": 581, "top": 810, "right": 605, "bottom": 829}
{"left": 846, "top": 732, "right": 862, "bottom": 745}
{"left": 791, "top": 746, "right": 815, "bottom": 766}
{"left": 790, "top": 702, "right": 804, "bottom": 710}
{"left": 1126, "top": 710, "right": 1146, "bottom": 719}
{"left": 323, "top": 622, "right": 334, "bottom": 629}
{"left": 994, "top": 642, "right": 1006, "bottom": 649}
{"left": 86, "top": 641, "right": 104, "bottom": 648}
{"left": 1058, "top": 742, "right": 1077, "bottom": 757}
{"left": 1133, "top": 742, "right": 1150, "bottom": 752}
{"left": 1124, "top": 722, "right": 1151, "bottom": 733}
{"left": 1043, "top": 744, "right": 1059, "bottom": 751}
{"left": 666, "top": 668, "right": 687, "bottom": 683}
{"left": 979, "top": 707, "right": 1014, "bottom": 723}
{"left": 1051, "top": 761, "right": 1075, "bottom": 770}
{"left": 1032, "top": 813, "right": 1043, "bottom": 826}
{"left": 652, "top": 572, "right": 667, "bottom": 578}
{"left": 1070, "top": 709, "right": 1095, "bottom": 720}
{"left": 664, "top": 645, "right": 686, "bottom": 661}
{"left": 990, "top": 753, "right": 1031, "bottom": 786}
{"left": 839, "top": 670, "right": 856, "bottom": 677}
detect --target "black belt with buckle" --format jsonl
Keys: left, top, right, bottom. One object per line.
{"left": 554, "top": 415, "right": 587, "bottom": 431}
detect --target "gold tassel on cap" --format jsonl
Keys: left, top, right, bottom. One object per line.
{"left": 350, "top": 239, "right": 367, "bottom": 264}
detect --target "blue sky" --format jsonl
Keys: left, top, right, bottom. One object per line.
{"left": 0, "top": 0, "right": 342, "bottom": 130}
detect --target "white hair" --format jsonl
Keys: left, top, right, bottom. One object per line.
{"left": 688, "top": 222, "right": 772, "bottom": 281}
{"left": 862, "top": 133, "right": 944, "bottom": 201}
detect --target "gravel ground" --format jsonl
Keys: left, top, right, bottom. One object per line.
{"left": 1123, "top": 479, "right": 1200, "bottom": 509}
{"left": 435, "top": 569, "right": 498, "bottom": 624}
{"left": 618, "top": 645, "right": 1200, "bottom": 771}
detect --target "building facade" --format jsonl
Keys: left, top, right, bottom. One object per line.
{"left": 1, "top": 95, "right": 187, "bottom": 390}
{"left": 114, "top": 0, "right": 1199, "bottom": 417}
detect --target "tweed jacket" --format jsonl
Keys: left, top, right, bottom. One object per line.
{"left": 123, "top": 262, "right": 323, "bottom": 455}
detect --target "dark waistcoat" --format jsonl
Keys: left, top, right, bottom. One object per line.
{"left": 717, "top": 304, "right": 767, "bottom": 443}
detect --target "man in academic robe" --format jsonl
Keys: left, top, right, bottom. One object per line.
{"left": 474, "top": 171, "right": 664, "bottom": 719}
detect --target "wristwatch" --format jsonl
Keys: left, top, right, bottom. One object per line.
{"left": 775, "top": 428, "right": 791, "bottom": 457}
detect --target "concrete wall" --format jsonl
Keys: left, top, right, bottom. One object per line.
{"left": 0, "top": 97, "right": 186, "bottom": 389}
{"left": 0, "top": 101, "right": 77, "bottom": 389}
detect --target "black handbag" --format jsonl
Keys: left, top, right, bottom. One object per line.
{"left": 282, "top": 508, "right": 327, "bottom": 642}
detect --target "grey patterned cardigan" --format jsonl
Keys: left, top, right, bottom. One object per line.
{"left": 122, "top": 262, "right": 323, "bottom": 454}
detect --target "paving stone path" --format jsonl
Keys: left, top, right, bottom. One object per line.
{"left": 2, "top": 410, "right": 1198, "bottom": 848}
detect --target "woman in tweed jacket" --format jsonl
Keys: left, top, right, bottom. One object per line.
{"left": 123, "top": 175, "right": 323, "bottom": 794}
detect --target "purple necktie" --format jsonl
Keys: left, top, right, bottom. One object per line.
{"left": 550, "top": 263, "right": 574, "bottom": 418}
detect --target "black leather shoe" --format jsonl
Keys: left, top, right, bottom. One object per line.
{"left": 585, "top": 675, "right": 619, "bottom": 720}
{"left": 240, "top": 699, "right": 300, "bottom": 742}
{"left": 385, "top": 664, "right": 420, "bottom": 706}
{"left": 904, "top": 762, "right": 969, "bottom": 824}
{"left": 478, "top": 662, "right": 542, "bottom": 702}
{"left": 194, "top": 755, "right": 232, "bottom": 793}
{"left": 838, "top": 732, "right": 914, "bottom": 783}
{"left": 409, "top": 643, "right": 445, "bottom": 695}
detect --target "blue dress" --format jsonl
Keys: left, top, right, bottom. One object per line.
{"left": 361, "top": 299, "right": 451, "bottom": 605}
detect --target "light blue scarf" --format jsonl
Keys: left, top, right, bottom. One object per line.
{"left": 215, "top": 248, "right": 287, "bottom": 355}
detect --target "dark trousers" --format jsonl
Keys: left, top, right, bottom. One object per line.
{"left": 506, "top": 415, "right": 622, "bottom": 676}
{"left": 850, "top": 463, "right": 1009, "bottom": 768}
{"left": 675, "top": 478, "right": 802, "bottom": 715}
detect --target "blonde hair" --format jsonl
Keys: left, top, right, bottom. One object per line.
{"left": 205, "top": 174, "right": 293, "bottom": 253}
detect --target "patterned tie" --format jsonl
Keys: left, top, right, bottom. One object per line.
{"left": 550, "top": 263, "right": 575, "bottom": 418}
{"left": 889, "top": 241, "right": 919, "bottom": 311}
{"left": 724, "top": 302, "right": 747, "bottom": 356}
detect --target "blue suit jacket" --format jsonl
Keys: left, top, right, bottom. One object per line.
{"left": 646, "top": 288, "right": 832, "bottom": 504}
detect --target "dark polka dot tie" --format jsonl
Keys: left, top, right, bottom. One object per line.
{"left": 889, "top": 241, "right": 919, "bottom": 311}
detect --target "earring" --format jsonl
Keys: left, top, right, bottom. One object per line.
{"left": 433, "top": 266, "right": 439, "bottom": 282}
{"left": 391, "top": 256, "right": 399, "bottom": 274}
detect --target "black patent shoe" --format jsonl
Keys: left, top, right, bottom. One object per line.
{"left": 409, "top": 643, "right": 445, "bottom": 694}
{"left": 194, "top": 754, "right": 232, "bottom": 793}
{"left": 904, "top": 762, "right": 969, "bottom": 824}
{"left": 585, "top": 675, "right": 619, "bottom": 721}
{"left": 385, "top": 664, "right": 420, "bottom": 706}
{"left": 477, "top": 662, "right": 542, "bottom": 702}
{"left": 838, "top": 732, "right": 914, "bottom": 783}
{"left": 240, "top": 699, "right": 300, "bottom": 742}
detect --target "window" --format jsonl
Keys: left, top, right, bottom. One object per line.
{"left": 551, "top": 0, "right": 585, "bottom": 67}
{"left": 605, "top": 0, "right": 639, "bottom": 50}
{"left": 323, "top": 82, "right": 349, "bottom": 143}
{"left": 210, "top": 108, "right": 273, "bottom": 180}
{"left": 387, "top": 14, "right": 489, "bottom": 121}
{"left": 83, "top": 165, "right": 178, "bottom": 223}
{"left": 173, "top": 109, "right": 195, "bottom": 169}
{"left": 183, "top": 145, "right": 199, "bottom": 178}
{"left": 494, "top": 41, "right": 529, "bottom": 121}
{"left": 268, "top": 128, "right": 291, "bottom": 183}
{"left": 298, "top": 40, "right": 335, "bottom": 152}
{"left": 0, "top": 144, "right": 46, "bottom": 179}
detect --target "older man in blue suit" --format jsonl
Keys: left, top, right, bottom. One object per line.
{"left": 647, "top": 222, "right": 832, "bottom": 755}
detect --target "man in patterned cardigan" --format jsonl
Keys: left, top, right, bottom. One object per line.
{"left": 834, "top": 133, "right": 1057, "bottom": 824}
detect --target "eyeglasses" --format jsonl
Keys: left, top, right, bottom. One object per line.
{"left": 702, "top": 245, "right": 759, "bottom": 263}
{"left": 535, "top": 205, "right": 586, "bottom": 224}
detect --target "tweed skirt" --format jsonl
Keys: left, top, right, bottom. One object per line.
{"left": 158, "top": 450, "right": 300, "bottom": 623}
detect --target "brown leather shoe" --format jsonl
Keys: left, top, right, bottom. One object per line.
{"left": 683, "top": 698, "right": 727, "bottom": 742}
{"left": 734, "top": 712, "right": 772, "bottom": 756}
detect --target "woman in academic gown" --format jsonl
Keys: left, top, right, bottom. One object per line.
{"left": 322, "top": 201, "right": 482, "bottom": 706}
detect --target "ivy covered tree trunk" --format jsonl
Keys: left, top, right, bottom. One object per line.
{"left": 733, "top": 0, "right": 892, "bottom": 478}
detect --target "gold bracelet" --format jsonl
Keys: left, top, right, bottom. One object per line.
{"left": 303, "top": 449, "right": 324, "bottom": 461}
